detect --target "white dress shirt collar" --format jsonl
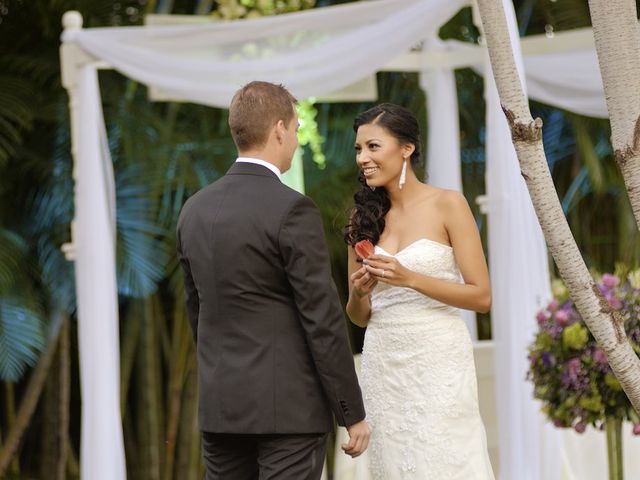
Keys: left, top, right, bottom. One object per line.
{"left": 235, "top": 157, "right": 282, "bottom": 181}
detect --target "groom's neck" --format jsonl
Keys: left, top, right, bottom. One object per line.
{"left": 238, "top": 148, "right": 286, "bottom": 174}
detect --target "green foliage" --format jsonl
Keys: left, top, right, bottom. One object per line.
{"left": 213, "top": 0, "right": 316, "bottom": 19}
{"left": 297, "top": 99, "right": 326, "bottom": 168}
{"left": 562, "top": 322, "right": 588, "bottom": 351}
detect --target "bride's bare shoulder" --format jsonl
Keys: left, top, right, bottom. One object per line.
{"left": 427, "top": 187, "right": 468, "bottom": 211}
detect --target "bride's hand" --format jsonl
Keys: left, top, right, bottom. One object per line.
{"left": 364, "top": 254, "right": 415, "bottom": 288}
{"left": 350, "top": 265, "right": 377, "bottom": 298}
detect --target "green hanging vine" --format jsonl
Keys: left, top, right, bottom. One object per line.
{"left": 213, "top": 0, "right": 326, "bottom": 169}
{"left": 297, "top": 99, "right": 326, "bottom": 169}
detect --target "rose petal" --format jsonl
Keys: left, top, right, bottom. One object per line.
{"left": 355, "top": 240, "right": 375, "bottom": 260}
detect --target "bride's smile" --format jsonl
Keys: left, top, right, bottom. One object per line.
{"left": 354, "top": 122, "right": 414, "bottom": 189}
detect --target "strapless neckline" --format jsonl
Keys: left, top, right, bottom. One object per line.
{"left": 375, "top": 237, "right": 452, "bottom": 257}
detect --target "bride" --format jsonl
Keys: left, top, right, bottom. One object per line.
{"left": 345, "top": 103, "right": 495, "bottom": 479}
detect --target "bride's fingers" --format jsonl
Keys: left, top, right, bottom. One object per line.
{"left": 364, "top": 265, "right": 388, "bottom": 279}
{"left": 364, "top": 258, "right": 394, "bottom": 270}
{"left": 367, "top": 254, "right": 393, "bottom": 262}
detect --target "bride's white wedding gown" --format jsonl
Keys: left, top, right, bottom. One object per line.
{"left": 360, "top": 239, "right": 495, "bottom": 480}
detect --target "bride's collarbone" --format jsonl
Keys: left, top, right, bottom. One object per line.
{"left": 379, "top": 218, "right": 449, "bottom": 254}
{"left": 376, "top": 230, "right": 450, "bottom": 255}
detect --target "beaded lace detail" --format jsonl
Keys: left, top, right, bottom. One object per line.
{"left": 360, "top": 239, "right": 495, "bottom": 480}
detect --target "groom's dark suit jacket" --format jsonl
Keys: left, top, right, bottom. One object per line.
{"left": 176, "top": 161, "right": 365, "bottom": 434}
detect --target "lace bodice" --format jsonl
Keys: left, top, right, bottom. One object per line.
{"left": 370, "top": 238, "right": 461, "bottom": 323}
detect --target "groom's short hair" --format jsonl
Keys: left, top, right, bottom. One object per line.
{"left": 229, "top": 81, "right": 297, "bottom": 151}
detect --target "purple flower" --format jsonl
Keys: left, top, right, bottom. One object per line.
{"left": 567, "top": 357, "right": 582, "bottom": 377}
{"left": 606, "top": 294, "right": 622, "bottom": 310}
{"left": 541, "top": 352, "right": 556, "bottom": 368}
{"left": 601, "top": 274, "right": 620, "bottom": 288}
{"left": 633, "top": 424, "right": 640, "bottom": 436}
{"left": 555, "top": 310, "right": 570, "bottom": 327}
{"left": 536, "top": 311, "right": 547, "bottom": 325}
{"left": 553, "top": 418, "right": 565, "bottom": 428}
{"left": 574, "top": 422, "right": 587, "bottom": 434}
{"left": 593, "top": 348, "right": 608, "bottom": 365}
{"left": 548, "top": 299, "right": 559, "bottom": 311}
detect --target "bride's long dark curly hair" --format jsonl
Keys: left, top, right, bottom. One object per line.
{"left": 344, "top": 103, "right": 422, "bottom": 246}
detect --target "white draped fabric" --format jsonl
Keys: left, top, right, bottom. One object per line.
{"left": 60, "top": 0, "right": 635, "bottom": 478}
{"left": 62, "top": 0, "right": 467, "bottom": 108}
{"left": 468, "top": 43, "right": 608, "bottom": 119}
{"left": 74, "top": 65, "right": 127, "bottom": 480}
{"left": 525, "top": 49, "right": 607, "bottom": 119}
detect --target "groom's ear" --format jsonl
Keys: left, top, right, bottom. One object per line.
{"left": 274, "top": 119, "right": 286, "bottom": 144}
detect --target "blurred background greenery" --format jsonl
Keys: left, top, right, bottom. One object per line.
{"left": 1, "top": 0, "right": 639, "bottom": 478}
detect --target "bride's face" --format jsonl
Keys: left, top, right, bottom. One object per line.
{"left": 355, "top": 123, "right": 409, "bottom": 189}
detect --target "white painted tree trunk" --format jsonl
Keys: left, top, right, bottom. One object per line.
{"left": 475, "top": 0, "right": 640, "bottom": 413}
{"left": 588, "top": 0, "right": 640, "bottom": 230}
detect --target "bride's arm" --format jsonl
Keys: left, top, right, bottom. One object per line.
{"left": 364, "top": 191, "right": 491, "bottom": 313}
{"left": 346, "top": 246, "right": 375, "bottom": 327}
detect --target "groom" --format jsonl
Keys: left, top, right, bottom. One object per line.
{"left": 176, "top": 81, "right": 369, "bottom": 479}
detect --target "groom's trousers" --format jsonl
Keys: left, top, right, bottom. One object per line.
{"left": 201, "top": 432, "right": 328, "bottom": 480}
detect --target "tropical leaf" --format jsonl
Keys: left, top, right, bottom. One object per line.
{"left": 116, "top": 164, "right": 172, "bottom": 298}
{"left": 0, "top": 76, "right": 38, "bottom": 167}
{"left": 38, "top": 239, "right": 76, "bottom": 312}
{"left": 0, "top": 229, "right": 28, "bottom": 292}
{"left": 0, "top": 54, "right": 58, "bottom": 85}
{"left": 531, "top": 104, "right": 576, "bottom": 173}
{"left": 569, "top": 115, "right": 606, "bottom": 194}
{"left": 0, "top": 297, "right": 45, "bottom": 382}
{"left": 561, "top": 166, "right": 589, "bottom": 214}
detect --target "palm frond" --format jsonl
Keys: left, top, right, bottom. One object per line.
{"left": 0, "top": 229, "right": 28, "bottom": 291}
{"left": 570, "top": 115, "right": 606, "bottom": 193}
{"left": 0, "top": 54, "right": 59, "bottom": 86}
{"left": 116, "top": 165, "right": 172, "bottom": 298}
{"left": 561, "top": 166, "right": 590, "bottom": 213}
{"left": 0, "top": 75, "right": 38, "bottom": 166}
{"left": 0, "top": 297, "right": 45, "bottom": 382}
{"left": 531, "top": 104, "right": 576, "bottom": 172}
{"left": 37, "top": 239, "right": 76, "bottom": 312}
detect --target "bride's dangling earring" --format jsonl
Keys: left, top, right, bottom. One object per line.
{"left": 399, "top": 157, "right": 408, "bottom": 189}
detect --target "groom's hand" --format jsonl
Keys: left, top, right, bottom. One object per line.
{"left": 342, "top": 419, "right": 371, "bottom": 458}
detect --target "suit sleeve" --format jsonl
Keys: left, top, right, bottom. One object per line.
{"left": 176, "top": 227, "right": 199, "bottom": 344}
{"left": 279, "top": 195, "right": 366, "bottom": 427}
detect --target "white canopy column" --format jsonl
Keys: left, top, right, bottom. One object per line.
{"left": 420, "top": 55, "right": 478, "bottom": 340}
{"left": 73, "top": 65, "right": 127, "bottom": 480}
